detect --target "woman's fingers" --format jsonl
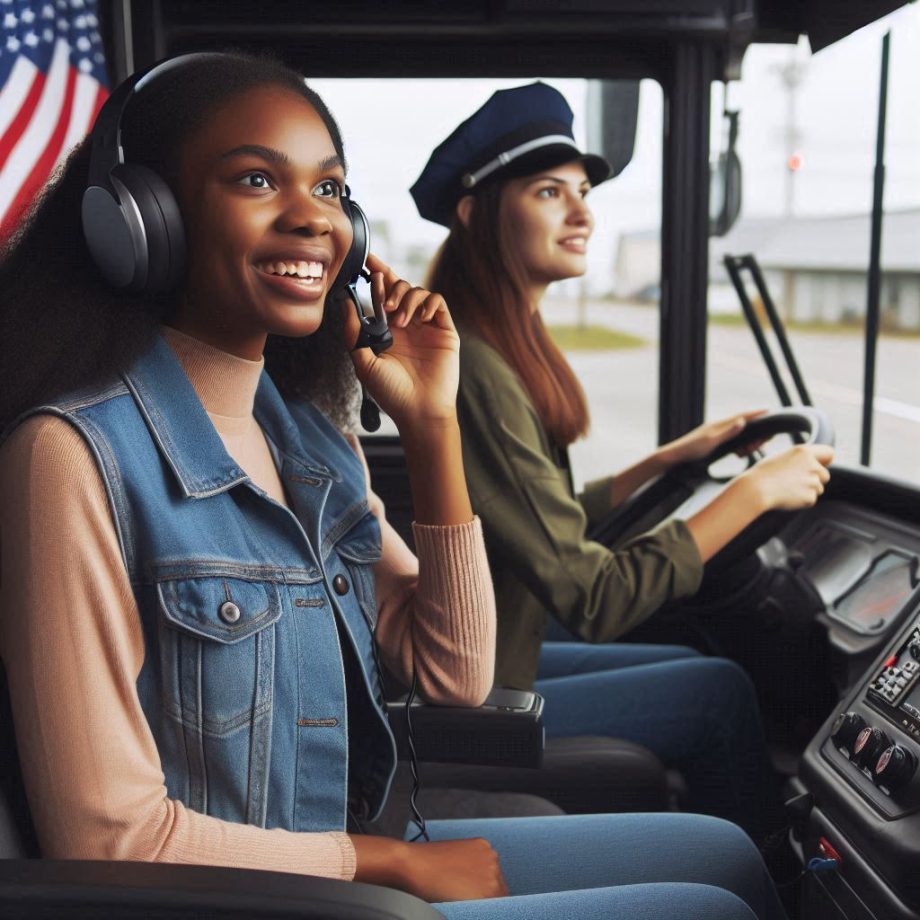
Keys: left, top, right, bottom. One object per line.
{"left": 389, "top": 285, "right": 431, "bottom": 326}
{"left": 365, "top": 265, "right": 453, "bottom": 331}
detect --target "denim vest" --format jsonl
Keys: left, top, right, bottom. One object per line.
{"left": 15, "top": 335, "right": 396, "bottom": 831}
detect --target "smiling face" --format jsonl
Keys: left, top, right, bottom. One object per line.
{"left": 169, "top": 84, "right": 351, "bottom": 359}
{"left": 499, "top": 160, "right": 593, "bottom": 303}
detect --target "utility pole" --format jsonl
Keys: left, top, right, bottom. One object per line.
{"left": 774, "top": 44, "right": 807, "bottom": 218}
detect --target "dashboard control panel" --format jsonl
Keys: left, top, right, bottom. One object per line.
{"left": 823, "top": 613, "right": 920, "bottom": 814}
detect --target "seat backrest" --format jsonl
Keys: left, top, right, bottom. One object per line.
{"left": 0, "top": 667, "right": 40, "bottom": 858}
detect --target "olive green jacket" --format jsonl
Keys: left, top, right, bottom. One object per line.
{"left": 457, "top": 333, "right": 704, "bottom": 689}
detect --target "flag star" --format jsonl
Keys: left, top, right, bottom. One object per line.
{"left": 93, "top": 50, "right": 103, "bottom": 62}
{"left": 86, "top": 13, "right": 97, "bottom": 26}
{"left": 24, "top": 31, "right": 39, "bottom": 47}
{"left": 78, "top": 57, "right": 92, "bottom": 72}
{"left": 42, "top": 4, "right": 55, "bottom": 17}
{"left": 76, "top": 35, "right": 90, "bottom": 51}
{"left": 75, "top": 14, "right": 86, "bottom": 27}
{"left": 57, "top": 17, "right": 69, "bottom": 30}
{"left": 72, "top": 0, "right": 86, "bottom": 8}
{"left": 6, "top": 35, "right": 20, "bottom": 52}
{"left": 21, "top": 7, "right": 36, "bottom": 22}
{"left": 43, "top": 27, "right": 53, "bottom": 41}
{"left": 2, "top": 12, "right": 16, "bottom": 27}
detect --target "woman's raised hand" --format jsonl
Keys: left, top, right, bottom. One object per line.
{"left": 343, "top": 253, "right": 459, "bottom": 436}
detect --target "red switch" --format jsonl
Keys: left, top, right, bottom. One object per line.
{"left": 818, "top": 836, "right": 842, "bottom": 865}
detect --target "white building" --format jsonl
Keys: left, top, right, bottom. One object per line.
{"left": 616, "top": 208, "right": 920, "bottom": 330}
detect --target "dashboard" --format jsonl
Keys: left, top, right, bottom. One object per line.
{"left": 780, "top": 471, "right": 920, "bottom": 920}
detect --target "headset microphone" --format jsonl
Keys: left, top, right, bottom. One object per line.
{"left": 333, "top": 195, "right": 393, "bottom": 356}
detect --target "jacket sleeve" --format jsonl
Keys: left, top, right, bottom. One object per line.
{"left": 343, "top": 436, "right": 495, "bottom": 708}
{"left": 0, "top": 417, "right": 355, "bottom": 877}
{"left": 577, "top": 475, "right": 617, "bottom": 530}
{"left": 458, "top": 349, "right": 703, "bottom": 644}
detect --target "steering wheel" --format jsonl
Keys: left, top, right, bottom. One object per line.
{"left": 587, "top": 408, "right": 834, "bottom": 572}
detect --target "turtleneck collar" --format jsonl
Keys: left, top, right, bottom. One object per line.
{"left": 160, "top": 325, "right": 264, "bottom": 423}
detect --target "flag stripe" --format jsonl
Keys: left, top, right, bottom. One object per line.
{"left": 1, "top": 61, "right": 77, "bottom": 230}
{"left": 0, "top": 55, "right": 39, "bottom": 140}
{"left": 0, "top": 38, "right": 70, "bottom": 221}
{"left": 0, "top": 66, "right": 45, "bottom": 168}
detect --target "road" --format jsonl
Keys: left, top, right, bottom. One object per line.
{"left": 541, "top": 300, "right": 920, "bottom": 490}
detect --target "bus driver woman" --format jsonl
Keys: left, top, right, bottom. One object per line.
{"left": 414, "top": 81, "right": 833, "bottom": 841}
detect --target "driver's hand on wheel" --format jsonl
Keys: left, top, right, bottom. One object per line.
{"left": 741, "top": 444, "right": 834, "bottom": 511}
{"left": 659, "top": 409, "right": 768, "bottom": 466}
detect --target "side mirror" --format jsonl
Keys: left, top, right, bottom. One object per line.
{"left": 585, "top": 80, "right": 640, "bottom": 178}
{"left": 709, "top": 109, "right": 742, "bottom": 237}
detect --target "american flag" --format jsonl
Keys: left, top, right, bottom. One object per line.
{"left": 0, "top": 0, "right": 108, "bottom": 237}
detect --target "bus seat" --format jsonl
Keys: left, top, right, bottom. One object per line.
{"left": 0, "top": 672, "right": 444, "bottom": 918}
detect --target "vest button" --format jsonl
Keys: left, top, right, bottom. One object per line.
{"left": 219, "top": 601, "right": 242, "bottom": 624}
{"left": 332, "top": 574, "right": 350, "bottom": 596}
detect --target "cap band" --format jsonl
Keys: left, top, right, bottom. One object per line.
{"left": 461, "top": 134, "right": 578, "bottom": 189}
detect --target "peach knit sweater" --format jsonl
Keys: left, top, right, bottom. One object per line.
{"left": 0, "top": 327, "right": 495, "bottom": 880}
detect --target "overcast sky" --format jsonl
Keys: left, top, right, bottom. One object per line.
{"left": 309, "top": 5, "right": 919, "bottom": 289}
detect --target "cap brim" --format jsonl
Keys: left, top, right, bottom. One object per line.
{"left": 490, "top": 143, "right": 612, "bottom": 187}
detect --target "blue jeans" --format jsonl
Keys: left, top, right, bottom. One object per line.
{"left": 428, "top": 813, "right": 786, "bottom": 919}
{"left": 535, "top": 642, "right": 780, "bottom": 841}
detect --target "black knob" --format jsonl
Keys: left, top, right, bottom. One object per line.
{"left": 875, "top": 744, "right": 916, "bottom": 791}
{"left": 909, "top": 644, "right": 920, "bottom": 661}
{"left": 831, "top": 712, "right": 868, "bottom": 753}
{"left": 853, "top": 726, "right": 892, "bottom": 768}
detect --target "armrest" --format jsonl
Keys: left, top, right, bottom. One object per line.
{"left": 387, "top": 689, "right": 545, "bottom": 768}
{"left": 418, "top": 735, "right": 676, "bottom": 814}
{"left": 0, "top": 860, "right": 443, "bottom": 920}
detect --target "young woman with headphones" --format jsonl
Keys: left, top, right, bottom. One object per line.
{"left": 414, "top": 82, "right": 834, "bottom": 842}
{"left": 0, "top": 52, "right": 786, "bottom": 919}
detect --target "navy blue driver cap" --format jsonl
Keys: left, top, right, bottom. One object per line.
{"left": 411, "top": 81, "right": 611, "bottom": 227}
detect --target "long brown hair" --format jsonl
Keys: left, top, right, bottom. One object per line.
{"left": 428, "top": 180, "right": 589, "bottom": 447}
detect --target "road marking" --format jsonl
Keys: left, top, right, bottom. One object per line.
{"left": 873, "top": 397, "right": 920, "bottom": 424}
{"left": 711, "top": 352, "right": 920, "bottom": 423}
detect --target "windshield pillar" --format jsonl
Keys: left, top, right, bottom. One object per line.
{"left": 659, "top": 41, "right": 717, "bottom": 444}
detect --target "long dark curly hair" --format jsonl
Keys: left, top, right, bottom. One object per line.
{"left": 0, "top": 51, "right": 359, "bottom": 432}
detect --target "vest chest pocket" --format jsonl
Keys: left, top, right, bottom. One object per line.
{"left": 333, "top": 510, "right": 383, "bottom": 631}
{"left": 157, "top": 574, "right": 283, "bottom": 738}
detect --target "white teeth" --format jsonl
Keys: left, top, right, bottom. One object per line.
{"left": 258, "top": 260, "right": 324, "bottom": 279}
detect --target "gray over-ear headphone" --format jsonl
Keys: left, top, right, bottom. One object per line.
{"left": 80, "top": 54, "right": 218, "bottom": 294}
